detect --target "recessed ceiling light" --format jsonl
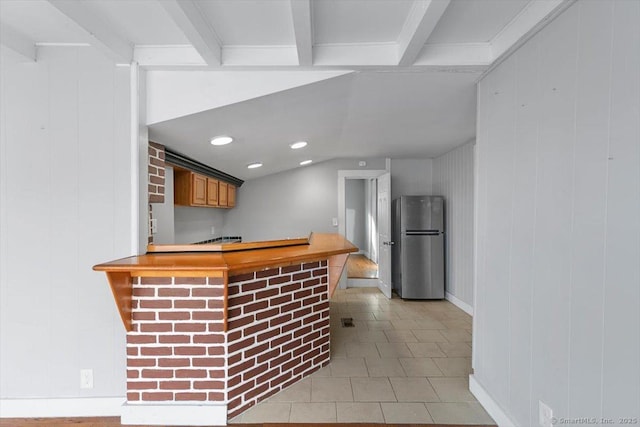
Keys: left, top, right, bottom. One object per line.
{"left": 247, "top": 162, "right": 263, "bottom": 169}
{"left": 300, "top": 160, "right": 313, "bottom": 166}
{"left": 290, "top": 141, "right": 307, "bottom": 149}
{"left": 210, "top": 136, "right": 233, "bottom": 146}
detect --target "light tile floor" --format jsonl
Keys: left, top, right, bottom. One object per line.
{"left": 230, "top": 288, "right": 495, "bottom": 425}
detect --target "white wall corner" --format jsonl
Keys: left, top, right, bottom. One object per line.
{"left": 469, "top": 375, "right": 517, "bottom": 427}
{"left": 445, "top": 291, "right": 473, "bottom": 316}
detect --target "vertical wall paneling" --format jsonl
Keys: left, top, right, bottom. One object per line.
{"left": 601, "top": 0, "right": 640, "bottom": 419}
{"left": 530, "top": 6, "right": 579, "bottom": 419}
{"left": 567, "top": 0, "right": 612, "bottom": 419}
{"left": 508, "top": 32, "right": 540, "bottom": 425}
{"left": 0, "top": 47, "right": 132, "bottom": 399}
{"left": 432, "top": 142, "right": 475, "bottom": 310}
{"left": 474, "top": 1, "right": 640, "bottom": 425}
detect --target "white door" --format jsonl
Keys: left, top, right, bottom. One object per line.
{"left": 377, "top": 172, "right": 392, "bottom": 298}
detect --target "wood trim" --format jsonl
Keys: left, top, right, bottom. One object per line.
{"left": 147, "top": 236, "right": 309, "bottom": 253}
{"left": 327, "top": 253, "right": 349, "bottom": 298}
{"left": 0, "top": 418, "right": 495, "bottom": 427}
{"left": 105, "top": 272, "right": 133, "bottom": 332}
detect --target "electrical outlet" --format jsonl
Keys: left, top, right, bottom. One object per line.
{"left": 211, "top": 226, "right": 215, "bottom": 235}
{"left": 332, "top": 218, "right": 338, "bottom": 227}
{"left": 80, "top": 369, "right": 94, "bottom": 389}
{"left": 539, "top": 400, "right": 553, "bottom": 427}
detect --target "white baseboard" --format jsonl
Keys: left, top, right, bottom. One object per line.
{"left": 0, "top": 397, "right": 124, "bottom": 417}
{"left": 469, "top": 375, "right": 516, "bottom": 427}
{"left": 347, "top": 278, "right": 378, "bottom": 288}
{"left": 446, "top": 291, "right": 474, "bottom": 316}
{"left": 121, "top": 402, "right": 227, "bottom": 426}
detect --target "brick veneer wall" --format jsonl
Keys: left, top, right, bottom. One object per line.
{"left": 127, "top": 276, "right": 226, "bottom": 403}
{"left": 125, "top": 261, "right": 331, "bottom": 421}
{"left": 226, "top": 261, "right": 331, "bottom": 418}
{"left": 148, "top": 141, "right": 165, "bottom": 204}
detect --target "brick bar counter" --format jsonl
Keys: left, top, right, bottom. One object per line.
{"left": 93, "top": 233, "right": 356, "bottom": 426}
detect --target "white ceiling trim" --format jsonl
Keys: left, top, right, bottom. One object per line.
{"left": 290, "top": 0, "right": 313, "bottom": 66}
{"left": 0, "top": 26, "right": 37, "bottom": 61}
{"left": 158, "top": 0, "right": 222, "bottom": 66}
{"left": 414, "top": 43, "right": 491, "bottom": 67}
{"left": 314, "top": 42, "right": 398, "bottom": 66}
{"left": 133, "top": 42, "right": 491, "bottom": 70}
{"left": 134, "top": 45, "right": 206, "bottom": 67}
{"left": 222, "top": 45, "right": 299, "bottom": 66}
{"left": 397, "top": 0, "right": 451, "bottom": 66}
{"left": 47, "top": 0, "right": 132, "bottom": 63}
{"left": 490, "top": 0, "right": 575, "bottom": 60}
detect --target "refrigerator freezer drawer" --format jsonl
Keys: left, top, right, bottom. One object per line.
{"left": 400, "top": 234, "right": 445, "bottom": 299}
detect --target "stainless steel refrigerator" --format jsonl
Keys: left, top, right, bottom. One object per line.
{"left": 391, "top": 195, "right": 445, "bottom": 299}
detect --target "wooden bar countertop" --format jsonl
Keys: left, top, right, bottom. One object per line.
{"left": 94, "top": 233, "right": 357, "bottom": 331}
{"left": 94, "top": 233, "right": 356, "bottom": 276}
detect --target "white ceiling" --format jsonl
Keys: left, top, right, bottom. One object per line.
{"left": 0, "top": 0, "right": 571, "bottom": 181}
{"left": 148, "top": 70, "right": 478, "bottom": 179}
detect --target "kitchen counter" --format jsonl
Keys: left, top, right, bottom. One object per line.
{"left": 92, "top": 232, "right": 357, "bottom": 424}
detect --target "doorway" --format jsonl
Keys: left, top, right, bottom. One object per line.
{"left": 338, "top": 169, "right": 391, "bottom": 296}
{"left": 344, "top": 178, "right": 379, "bottom": 282}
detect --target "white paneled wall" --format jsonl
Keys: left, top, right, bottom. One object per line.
{"left": 432, "top": 141, "right": 474, "bottom": 311}
{"left": 474, "top": 1, "right": 639, "bottom": 425}
{"left": 0, "top": 47, "right": 131, "bottom": 400}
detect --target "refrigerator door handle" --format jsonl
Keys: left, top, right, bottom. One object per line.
{"left": 405, "top": 230, "right": 440, "bottom": 236}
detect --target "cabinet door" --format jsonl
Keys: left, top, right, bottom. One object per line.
{"left": 207, "top": 178, "right": 219, "bottom": 206}
{"left": 227, "top": 184, "right": 236, "bottom": 208}
{"left": 191, "top": 173, "right": 207, "bottom": 205}
{"left": 219, "top": 182, "right": 228, "bottom": 207}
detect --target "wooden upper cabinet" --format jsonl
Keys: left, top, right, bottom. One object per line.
{"left": 219, "top": 181, "right": 228, "bottom": 207}
{"left": 173, "top": 168, "right": 236, "bottom": 209}
{"left": 228, "top": 184, "right": 236, "bottom": 208}
{"left": 191, "top": 173, "right": 207, "bottom": 205}
{"left": 206, "top": 178, "right": 219, "bottom": 206}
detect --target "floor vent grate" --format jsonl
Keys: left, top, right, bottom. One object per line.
{"left": 341, "top": 317, "right": 354, "bottom": 327}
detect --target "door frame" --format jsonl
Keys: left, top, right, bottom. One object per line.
{"left": 338, "top": 169, "right": 387, "bottom": 241}
{"left": 337, "top": 169, "right": 388, "bottom": 290}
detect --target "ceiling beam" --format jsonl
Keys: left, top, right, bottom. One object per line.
{"left": 397, "top": 0, "right": 451, "bottom": 66}
{"left": 290, "top": 0, "right": 313, "bottom": 66}
{"left": 490, "top": 0, "right": 576, "bottom": 61}
{"left": 47, "top": 0, "right": 132, "bottom": 63}
{"left": 0, "top": 25, "right": 37, "bottom": 61}
{"left": 158, "top": 0, "right": 222, "bottom": 66}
